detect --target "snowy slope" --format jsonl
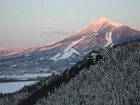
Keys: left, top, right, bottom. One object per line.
{"left": 77, "top": 17, "right": 122, "bottom": 34}
{"left": 104, "top": 32, "right": 113, "bottom": 47}
{"left": 50, "top": 36, "right": 86, "bottom": 61}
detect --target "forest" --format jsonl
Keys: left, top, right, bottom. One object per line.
{"left": 0, "top": 39, "right": 140, "bottom": 105}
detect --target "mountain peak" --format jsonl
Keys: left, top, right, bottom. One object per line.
{"left": 92, "top": 17, "right": 122, "bottom": 27}
{"left": 77, "top": 17, "right": 122, "bottom": 34}
{"left": 94, "top": 16, "right": 110, "bottom": 24}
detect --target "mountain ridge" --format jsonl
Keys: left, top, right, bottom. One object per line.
{"left": 0, "top": 17, "right": 139, "bottom": 59}
{"left": 0, "top": 17, "right": 140, "bottom": 74}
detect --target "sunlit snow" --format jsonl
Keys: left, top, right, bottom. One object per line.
{"left": 77, "top": 17, "right": 122, "bottom": 34}
{"left": 104, "top": 32, "right": 113, "bottom": 47}
{"left": 50, "top": 36, "right": 86, "bottom": 61}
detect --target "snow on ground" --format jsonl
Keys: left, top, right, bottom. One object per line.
{"left": 104, "top": 32, "right": 113, "bottom": 47}
{"left": 57, "top": 47, "right": 80, "bottom": 60}
{"left": 70, "top": 36, "right": 86, "bottom": 47}
{"left": 50, "top": 53, "right": 62, "bottom": 61}
{"left": 77, "top": 17, "right": 122, "bottom": 34}
{"left": 50, "top": 36, "right": 86, "bottom": 61}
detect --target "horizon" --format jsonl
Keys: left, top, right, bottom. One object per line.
{"left": 0, "top": 0, "right": 139, "bottom": 48}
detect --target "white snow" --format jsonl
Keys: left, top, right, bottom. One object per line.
{"left": 50, "top": 36, "right": 86, "bottom": 61}
{"left": 110, "top": 43, "right": 114, "bottom": 48}
{"left": 58, "top": 47, "right": 80, "bottom": 60}
{"left": 50, "top": 53, "right": 62, "bottom": 61}
{"left": 39, "top": 57, "right": 44, "bottom": 60}
{"left": 77, "top": 17, "right": 122, "bottom": 34}
{"left": 50, "top": 46, "right": 80, "bottom": 61}
{"left": 104, "top": 32, "right": 113, "bottom": 47}
{"left": 11, "top": 64, "right": 17, "bottom": 67}
{"left": 70, "top": 36, "right": 86, "bottom": 46}
{"left": 84, "top": 51, "right": 89, "bottom": 54}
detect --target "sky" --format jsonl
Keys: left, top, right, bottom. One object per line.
{"left": 0, "top": 0, "right": 139, "bottom": 48}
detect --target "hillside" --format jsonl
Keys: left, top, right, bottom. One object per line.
{"left": 35, "top": 40, "right": 140, "bottom": 105}
{"left": 0, "top": 39, "right": 139, "bottom": 105}
{"left": 0, "top": 17, "right": 140, "bottom": 75}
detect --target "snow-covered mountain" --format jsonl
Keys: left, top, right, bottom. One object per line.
{"left": 77, "top": 17, "right": 122, "bottom": 34}
{"left": 58, "top": 17, "right": 140, "bottom": 56}
{"left": 0, "top": 17, "right": 140, "bottom": 75}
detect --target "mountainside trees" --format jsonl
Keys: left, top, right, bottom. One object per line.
{"left": 0, "top": 39, "right": 140, "bottom": 105}
{"left": 35, "top": 40, "right": 140, "bottom": 105}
